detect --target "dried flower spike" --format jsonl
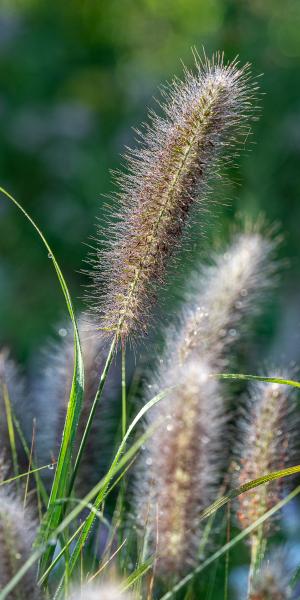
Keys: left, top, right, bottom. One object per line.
{"left": 0, "top": 489, "right": 40, "bottom": 599}
{"left": 235, "top": 377, "right": 298, "bottom": 535}
{"left": 89, "top": 53, "right": 256, "bottom": 341}
{"left": 172, "top": 227, "right": 277, "bottom": 368}
{"left": 137, "top": 359, "right": 224, "bottom": 577}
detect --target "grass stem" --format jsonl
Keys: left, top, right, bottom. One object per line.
{"left": 122, "top": 342, "right": 127, "bottom": 438}
{"left": 69, "top": 333, "right": 117, "bottom": 494}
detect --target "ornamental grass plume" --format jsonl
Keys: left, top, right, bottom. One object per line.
{"left": 135, "top": 227, "right": 277, "bottom": 579}
{"left": 234, "top": 376, "right": 299, "bottom": 582}
{"left": 249, "top": 551, "right": 292, "bottom": 599}
{"left": 137, "top": 358, "right": 224, "bottom": 577}
{"left": 0, "top": 488, "right": 41, "bottom": 599}
{"left": 89, "top": 53, "right": 257, "bottom": 342}
{"left": 164, "top": 225, "right": 277, "bottom": 370}
{"left": 67, "top": 582, "right": 133, "bottom": 600}
{"left": 31, "top": 315, "right": 122, "bottom": 494}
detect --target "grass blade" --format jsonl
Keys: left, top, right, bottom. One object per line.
{"left": 0, "top": 186, "right": 84, "bottom": 575}
{"left": 215, "top": 373, "right": 300, "bottom": 388}
{"left": 121, "top": 558, "right": 153, "bottom": 591}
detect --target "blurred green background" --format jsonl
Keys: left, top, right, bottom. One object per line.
{"left": 0, "top": 0, "right": 300, "bottom": 365}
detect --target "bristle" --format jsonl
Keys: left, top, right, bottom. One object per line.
{"left": 235, "top": 376, "right": 299, "bottom": 534}
{"left": 249, "top": 550, "right": 292, "bottom": 599}
{"left": 88, "top": 54, "right": 257, "bottom": 342}
{"left": 0, "top": 489, "right": 40, "bottom": 599}
{"left": 166, "top": 227, "right": 277, "bottom": 370}
{"left": 67, "top": 582, "right": 133, "bottom": 600}
{"left": 136, "top": 359, "right": 224, "bottom": 577}
{"left": 30, "top": 315, "right": 122, "bottom": 494}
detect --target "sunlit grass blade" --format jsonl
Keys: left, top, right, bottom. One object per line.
{"left": 38, "top": 522, "right": 85, "bottom": 587}
{"left": 0, "top": 187, "right": 84, "bottom": 574}
{"left": 88, "top": 538, "right": 127, "bottom": 582}
{"left": 215, "top": 372, "right": 300, "bottom": 388}
{"left": 199, "top": 464, "right": 300, "bottom": 521}
{"left": 0, "top": 464, "right": 53, "bottom": 488}
{"left": 121, "top": 558, "right": 153, "bottom": 592}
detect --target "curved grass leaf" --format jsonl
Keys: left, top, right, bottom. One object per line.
{"left": 0, "top": 187, "right": 84, "bottom": 574}
{"left": 215, "top": 373, "right": 300, "bottom": 388}
{"left": 121, "top": 558, "right": 153, "bottom": 591}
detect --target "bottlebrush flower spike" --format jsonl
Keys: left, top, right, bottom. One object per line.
{"left": 135, "top": 227, "right": 277, "bottom": 578}
{"left": 89, "top": 52, "right": 257, "bottom": 341}
{"left": 30, "top": 315, "right": 122, "bottom": 494}
{"left": 0, "top": 489, "right": 40, "bottom": 599}
{"left": 137, "top": 359, "right": 224, "bottom": 577}
{"left": 249, "top": 550, "right": 292, "bottom": 599}
{"left": 166, "top": 226, "right": 277, "bottom": 370}
{"left": 235, "top": 376, "right": 299, "bottom": 535}
{"left": 67, "top": 582, "right": 133, "bottom": 600}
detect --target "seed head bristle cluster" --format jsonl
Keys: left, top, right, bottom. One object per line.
{"left": 137, "top": 359, "right": 224, "bottom": 577}
{"left": 67, "top": 582, "right": 133, "bottom": 600}
{"left": 89, "top": 53, "right": 257, "bottom": 342}
{"left": 235, "top": 377, "right": 298, "bottom": 534}
{"left": 167, "top": 228, "right": 277, "bottom": 369}
{"left": 249, "top": 551, "right": 292, "bottom": 599}
{"left": 31, "top": 315, "right": 121, "bottom": 493}
{"left": 0, "top": 489, "right": 40, "bottom": 599}
{"left": 135, "top": 227, "right": 277, "bottom": 578}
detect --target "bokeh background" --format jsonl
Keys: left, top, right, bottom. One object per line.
{"left": 1, "top": 2, "right": 300, "bottom": 596}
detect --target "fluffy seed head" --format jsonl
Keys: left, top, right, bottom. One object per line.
{"left": 135, "top": 226, "right": 276, "bottom": 577}
{"left": 67, "top": 582, "right": 133, "bottom": 600}
{"left": 235, "top": 376, "right": 299, "bottom": 534}
{"left": 167, "top": 227, "right": 277, "bottom": 370}
{"left": 89, "top": 53, "right": 257, "bottom": 342}
{"left": 249, "top": 551, "right": 292, "bottom": 599}
{"left": 0, "top": 489, "right": 40, "bottom": 599}
{"left": 136, "top": 359, "right": 224, "bottom": 577}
